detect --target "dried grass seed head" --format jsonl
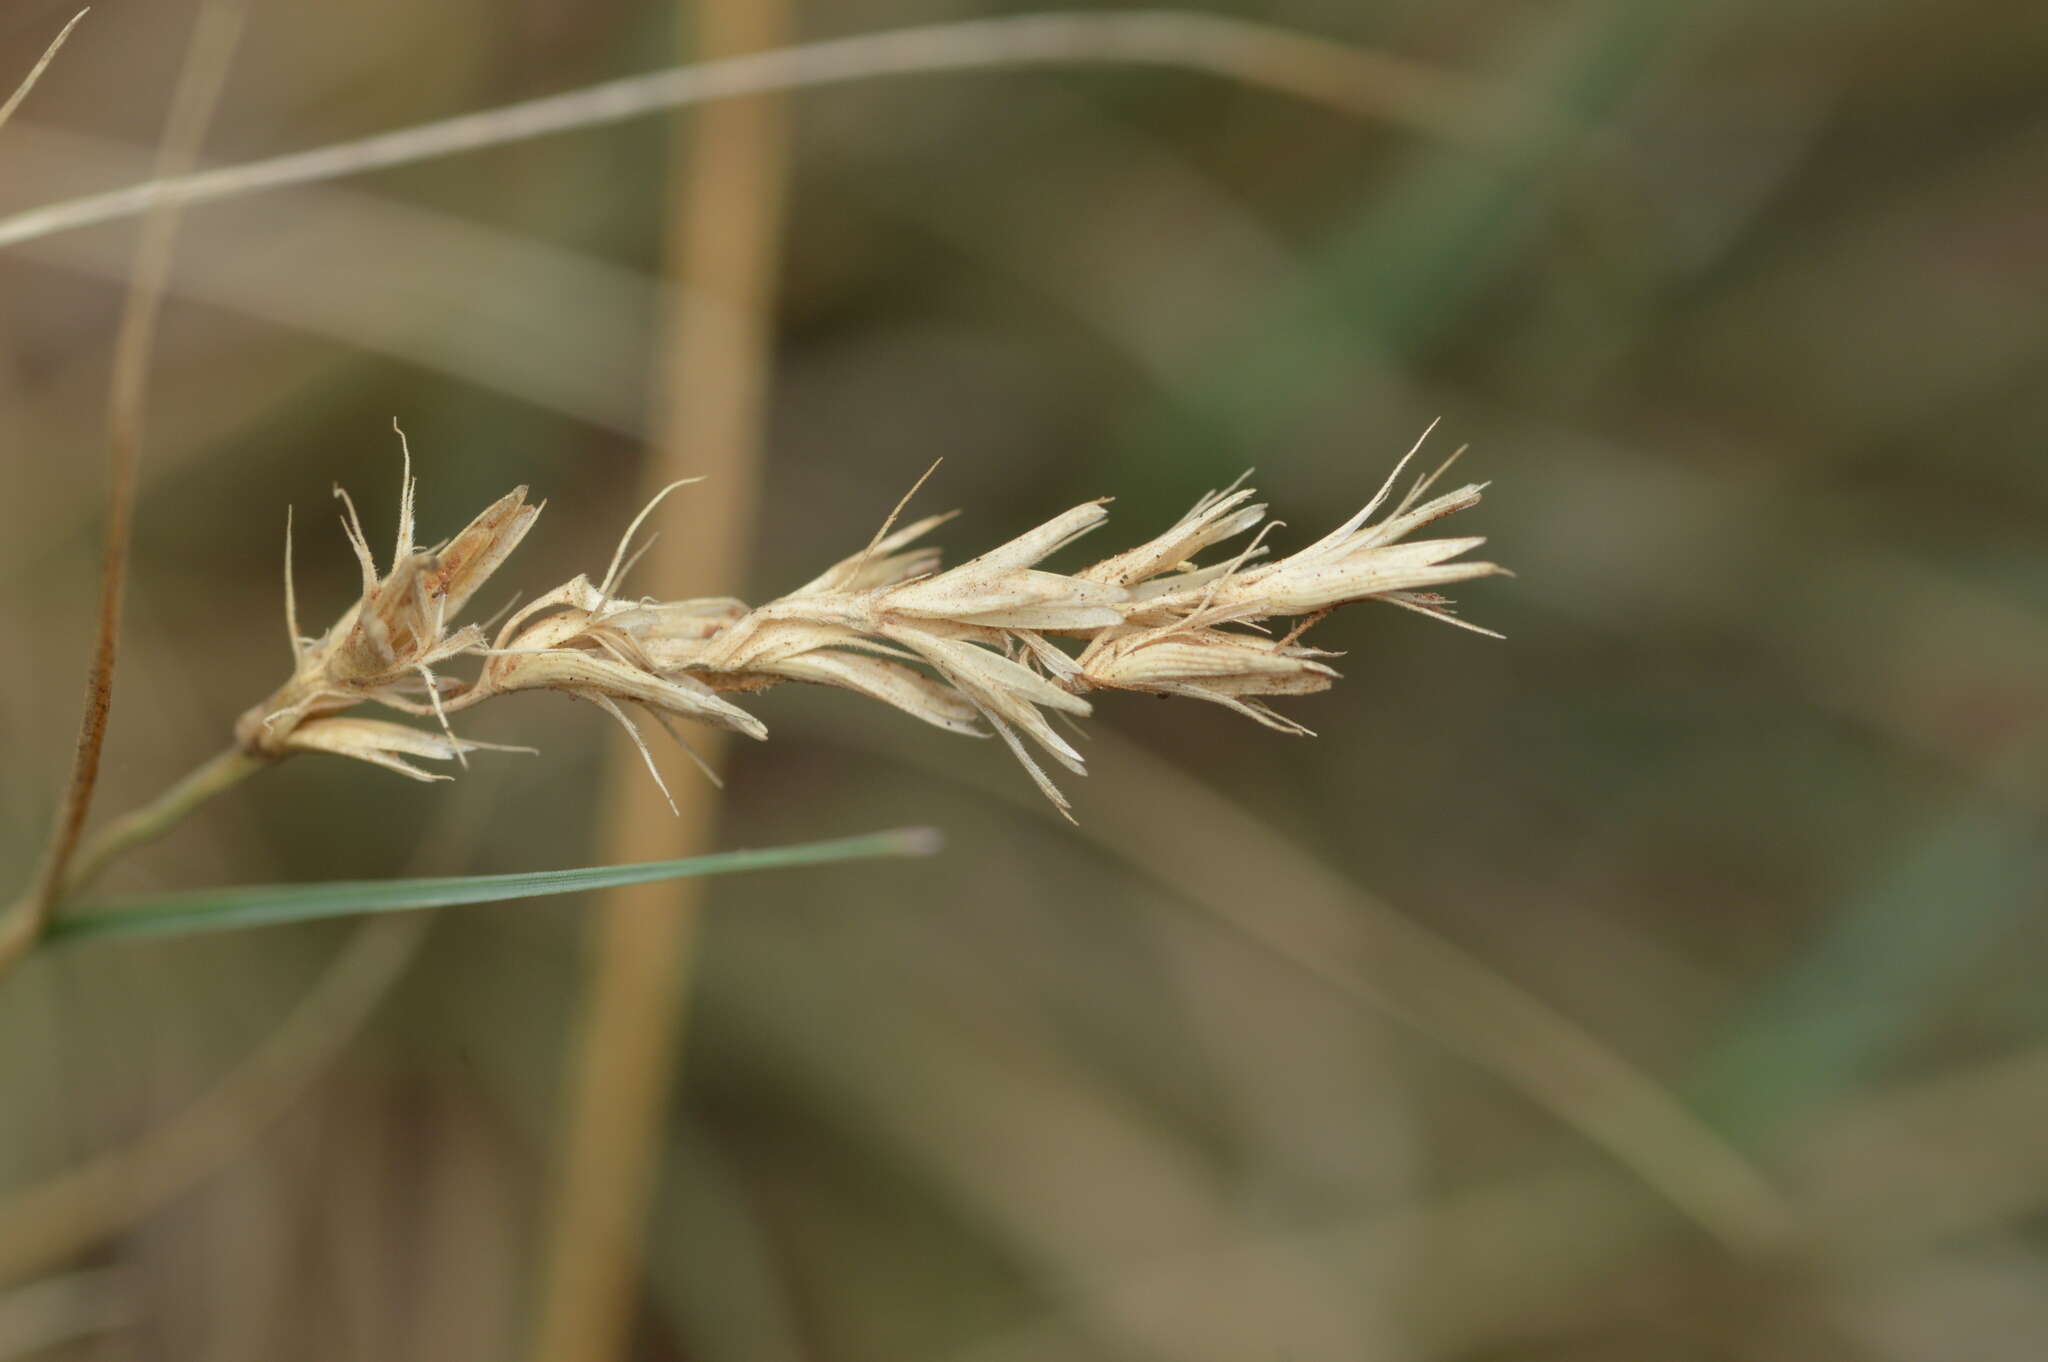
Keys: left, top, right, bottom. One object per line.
{"left": 1131, "top": 442, "right": 1501, "bottom": 629}
{"left": 229, "top": 427, "right": 1505, "bottom": 819}
{"left": 236, "top": 453, "right": 539, "bottom": 758}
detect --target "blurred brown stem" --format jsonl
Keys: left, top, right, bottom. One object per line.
{"left": 0, "top": 0, "right": 246, "bottom": 980}
{"left": 525, "top": 1, "right": 793, "bottom": 1359}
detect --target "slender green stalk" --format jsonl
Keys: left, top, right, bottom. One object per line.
{"left": 54, "top": 748, "right": 264, "bottom": 902}
{"left": 49, "top": 829, "right": 939, "bottom": 947}
{"left": 0, "top": 747, "right": 263, "bottom": 972}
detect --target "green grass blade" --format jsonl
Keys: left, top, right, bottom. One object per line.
{"left": 1688, "top": 797, "right": 2044, "bottom": 1146}
{"left": 45, "top": 827, "right": 942, "bottom": 947}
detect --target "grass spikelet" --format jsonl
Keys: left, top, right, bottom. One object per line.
{"left": 219, "top": 428, "right": 1504, "bottom": 817}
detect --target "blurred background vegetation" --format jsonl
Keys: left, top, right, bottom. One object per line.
{"left": 3, "top": 0, "right": 2046, "bottom": 1358}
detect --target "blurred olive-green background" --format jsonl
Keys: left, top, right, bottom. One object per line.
{"left": 4, "top": 0, "right": 2046, "bottom": 1358}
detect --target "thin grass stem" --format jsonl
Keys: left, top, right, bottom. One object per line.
{"left": 0, "top": 0, "right": 248, "bottom": 979}
{"left": 0, "top": 11, "right": 1505, "bottom": 255}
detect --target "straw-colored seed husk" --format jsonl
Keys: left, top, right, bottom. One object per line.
{"left": 233, "top": 430, "right": 1504, "bottom": 818}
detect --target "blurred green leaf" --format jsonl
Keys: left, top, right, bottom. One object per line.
{"left": 45, "top": 828, "right": 941, "bottom": 947}
{"left": 1691, "top": 789, "right": 2046, "bottom": 1145}
{"left": 1114, "top": 0, "right": 1696, "bottom": 483}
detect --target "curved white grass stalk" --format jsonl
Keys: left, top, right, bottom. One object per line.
{"left": 0, "top": 11, "right": 1503, "bottom": 253}
{"left": 0, "top": 9, "right": 87, "bottom": 136}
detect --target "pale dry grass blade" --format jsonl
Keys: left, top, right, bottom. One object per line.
{"left": 0, "top": 11, "right": 1510, "bottom": 254}
{"left": 0, "top": 10, "right": 86, "bottom": 135}
{"left": 0, "top": 122, "right": 661, "bottom": 448}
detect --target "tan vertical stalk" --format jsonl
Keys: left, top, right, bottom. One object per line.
{"left": 526, "top": 2, "right": 793, "bottom": 1360}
